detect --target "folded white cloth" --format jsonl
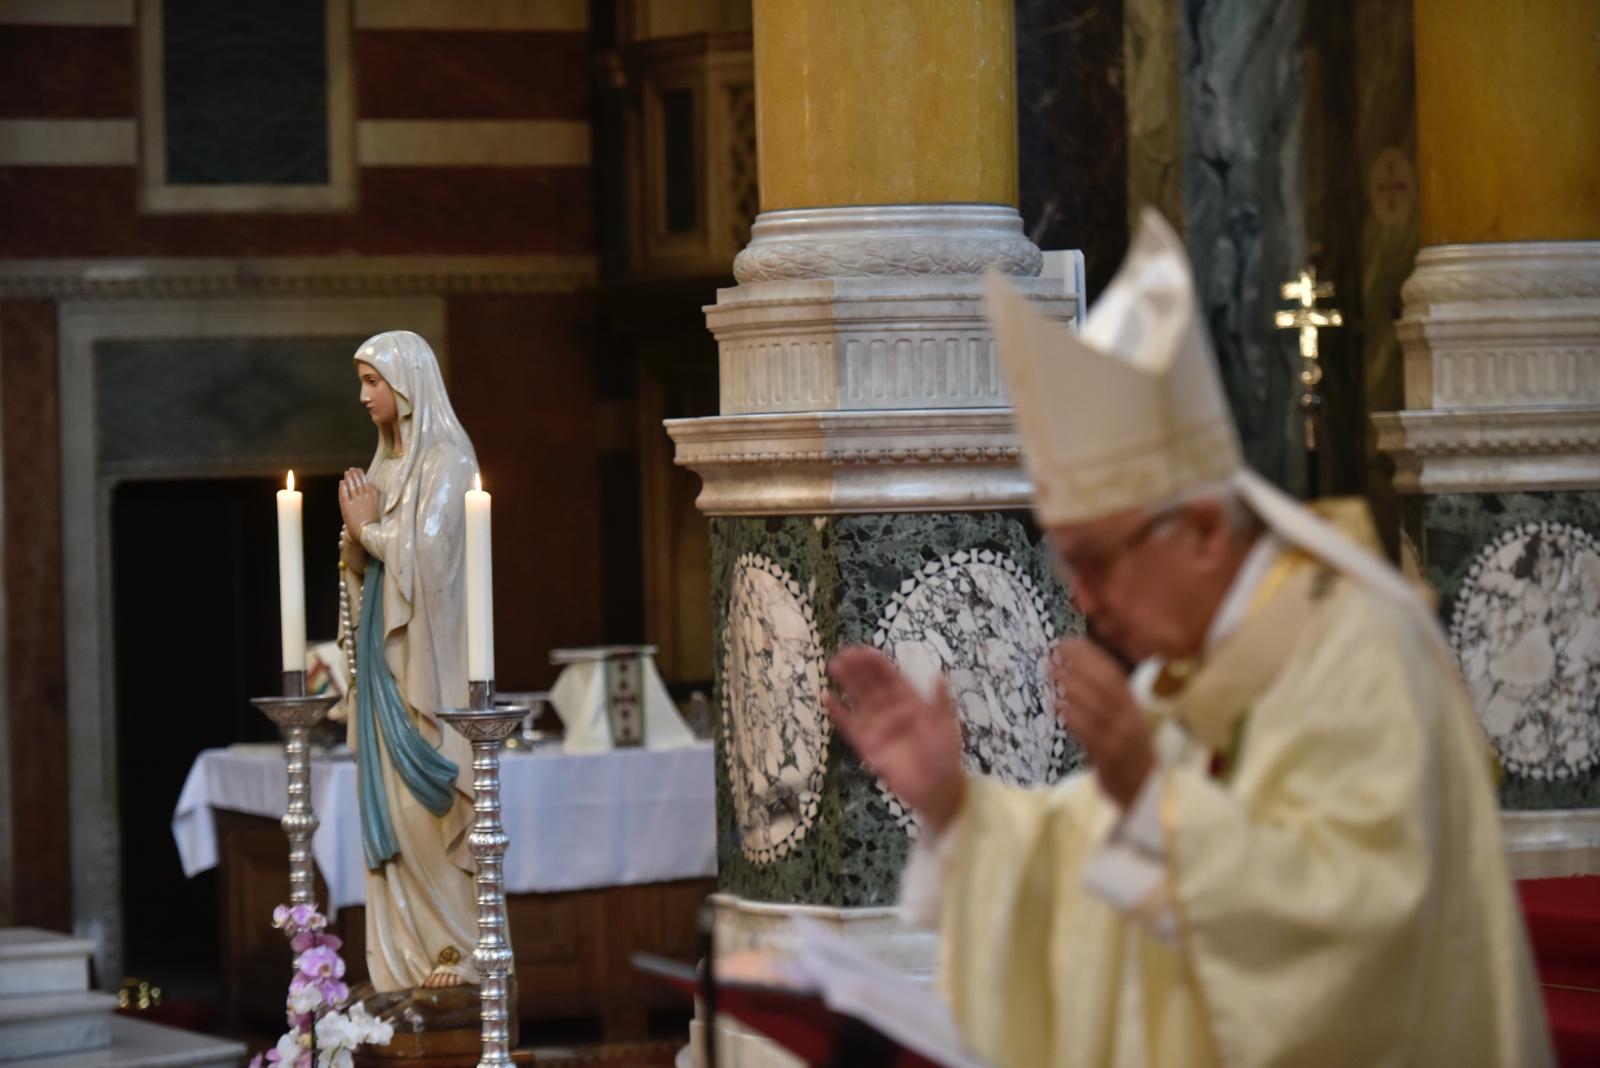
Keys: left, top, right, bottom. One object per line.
{"left": 548, "top": 652, "right": 696, "bottom": 752}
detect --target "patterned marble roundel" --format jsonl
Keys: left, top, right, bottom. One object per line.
{"left": 721, "top": 553, "right": 829, "bottom": 864}
{"left": 1450, "top": 521, "right": 1600, "bottom": 780}
{"left": 872, "top": 549, "right": 1076, "bottom": 832}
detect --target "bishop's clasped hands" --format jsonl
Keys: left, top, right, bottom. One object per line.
{"left": 826, "top": 635, "right": 1157, "bottom": 833}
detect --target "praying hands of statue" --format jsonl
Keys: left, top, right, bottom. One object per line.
{"left": 1051, "top": 638, "right": 1155, "bottom": 809}
{"left": 824, "top": 645, "right": 967, "bottom": 835}
{"left": 338, "top": 467, "right": 380, "bottom": 555}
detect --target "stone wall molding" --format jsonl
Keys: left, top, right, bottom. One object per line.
{"left": 666, "top": 409, "right": 1032, "bottom": 515}
{"left": 732, "top": 204, "right": 1045, "bottom": 284}
{"left": 1373, "top": 407, "right": 1600, "bottom": 493}
{"left": 0, "top": 255, "right": 596, "bottom": 300}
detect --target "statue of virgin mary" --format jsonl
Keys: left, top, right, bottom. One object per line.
{"left": 337, "top": 330, "right": 479, "bottom": 991}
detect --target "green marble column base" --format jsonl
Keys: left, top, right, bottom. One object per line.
{"left": 1409, "top": 490, "right": 1600, "bottom": 810}
{"left": 709, "top": 511, "right": 1082, "bottom": 907}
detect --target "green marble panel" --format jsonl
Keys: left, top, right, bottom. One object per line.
{"left": 96, "top": 337, "right": 371, "bottom": 476}
{"left": 710, "top": 512, "right": 1082, "bottom": 907}
{"left": 1420, "top": 491, "right": 1600, "bottom": 810}
{"left": 163, "top": 0, "right": 330, "bottom": 185}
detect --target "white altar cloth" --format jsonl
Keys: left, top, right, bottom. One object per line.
{"left": 172, "top": 742, "right": 716, "bottom": 911}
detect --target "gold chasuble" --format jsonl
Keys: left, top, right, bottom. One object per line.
{"left": 930, "top": 556, "right": 1550, "bottom": 1067}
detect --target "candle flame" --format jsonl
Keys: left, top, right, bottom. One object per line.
{"left": 286, "top": 470, "right": 296, "bottom": 492}
{"left": 474, "top": 472, "right": 482, "bottom": 492}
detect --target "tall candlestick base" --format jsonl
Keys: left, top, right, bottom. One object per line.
{"left": 438, "top": 682, "right": 527, "bottom": 1068}
{"left": 250, "top": 691, "right": 339, "bottom": 906}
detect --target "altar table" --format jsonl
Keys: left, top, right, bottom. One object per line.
{"left": 172, "top": 742, "right": 718, "bottom": 1036}
{"left": 174, "top": 742, "right": 717, "bottom": 908}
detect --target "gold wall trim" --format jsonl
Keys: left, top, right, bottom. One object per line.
{"left": 355, "top": 120, "right": 591, "bottom": 168}
{"left": 353, "top": 0, "right": 585, "bottom": 31}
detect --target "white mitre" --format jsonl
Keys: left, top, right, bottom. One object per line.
{"left": 986, "top": 208, "right": 1435, "bottom": 628}
{"left": 986, "top": 209, "right": 1240, "bottom": 525}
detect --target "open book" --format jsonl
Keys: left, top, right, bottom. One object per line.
{"left": 637, "top": 916, "right": 991, "bottom": 1068}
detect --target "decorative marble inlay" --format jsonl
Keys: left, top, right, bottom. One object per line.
{"left": 722, "top": 553, "right": 829, "bottom": 864}
{"left": 1451, "top": 522, "right": 1600, "bottom": 780}
{"left": 871, "top": 549, "right": 1073, "bottom": 831}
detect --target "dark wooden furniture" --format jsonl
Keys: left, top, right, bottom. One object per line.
{"left": 215, "top": 809, "right": 714, "bottom": 1040}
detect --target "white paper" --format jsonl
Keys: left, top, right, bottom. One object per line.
{"left": 784, "top": 917, "right": 992, "bottom": 1068}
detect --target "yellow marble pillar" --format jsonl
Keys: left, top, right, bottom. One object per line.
{"left": 752, "top": 0, "right": 1018, "bottom": 211}
{"left": 1414, "top": 0, "right": 1600, "bottom": 244}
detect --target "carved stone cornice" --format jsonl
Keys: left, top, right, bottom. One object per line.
{"left": 707, "top": 268, "right": 1079, "bottom": 416}
{"left": 732, "top": 204, "right": 1043, "bottom": 284}
{"left": 0, "top": 254, "right": 596, "bottom": 300}
{"left": 1396, "top": 240, "right": 1600, "bottom": 410}
{"left": 1372, "top": 406, "right": 1600, "bottom": 493}
{"left": 665, "top": 408, "right": 1032, "bottom": 515}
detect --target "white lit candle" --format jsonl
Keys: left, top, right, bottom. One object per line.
{"left": 277, "top": 471, "right": 306, "bottom": 673}
{"left": 465, "top": 472, "right": 494, "bottom": 682}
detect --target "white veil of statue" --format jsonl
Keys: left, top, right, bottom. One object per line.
{"left": 342, "top": 329, "right": 481, "bottom": 991}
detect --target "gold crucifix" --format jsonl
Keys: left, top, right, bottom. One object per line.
{"left": 1275, "top": 268, "right": 1343, "bottom": 362}
{"left": 1275, "top": 268, "right": 1343, "bottom": 459}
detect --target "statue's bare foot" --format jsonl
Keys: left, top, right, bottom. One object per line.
{"left": 422, "top": 967, "right": 469, "bottom": 989}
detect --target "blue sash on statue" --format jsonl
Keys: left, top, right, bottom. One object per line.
{"left": 355, "top": 561, "right": 460, "bottom": 871}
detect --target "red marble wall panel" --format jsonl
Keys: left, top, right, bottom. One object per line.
{"left": 0, "top": 26, "right": 135, "bottom": 119}
{"left": 445, "top": 294, "right": 604, "bottom": 689}
{"left": 0, "top": 302, "right": 72, "bottom": 933}
{"left": 0, "top": 166, "right": 593, "bottom": 257}
{"left": 356, "top": 30, "right": 589, "bottom": 119}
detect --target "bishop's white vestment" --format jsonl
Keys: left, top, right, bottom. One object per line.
{"left": 906, "top": 550, "right": 1552, "bottom": 1067}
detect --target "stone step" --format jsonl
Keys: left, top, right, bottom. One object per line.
{"left": 0, "top": 928, "right": 95, "bottom": 997}
{"left": 4, "top": 1016, "right": 246, "bottom": 1068}
{"left": 0, "top": 990, "right": 118, "bottom": 1062}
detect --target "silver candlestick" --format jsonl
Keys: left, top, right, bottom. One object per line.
{"left": 251, "top": 674, "right": 339, "bottom": 906}
{"left": 438, "top": 683, "right": 527, "bottom": 1068}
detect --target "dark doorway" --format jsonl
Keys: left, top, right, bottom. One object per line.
{"left": 112, "top": 474, "right": 344, "bottom": 1012}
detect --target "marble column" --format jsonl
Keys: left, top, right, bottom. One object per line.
{"left": 667, "top": 2, "right": 1083, "bottom": 1064}
{"left": 1373, "top": 0, "right": 1600, "bottom": 875}
{"left": 1176, "top": 0, "right": 1309, "bottom": 494}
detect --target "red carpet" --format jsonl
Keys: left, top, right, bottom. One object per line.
{"left": 1519, "top": 876, "right": 1600, "bottom": 1066}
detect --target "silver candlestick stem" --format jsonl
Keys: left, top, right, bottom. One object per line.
{"left": 251, "top": 680, "right": 339, "bottom": 907}
{"left": 438, "top": 683, "right": 526, "bottom": 1068}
